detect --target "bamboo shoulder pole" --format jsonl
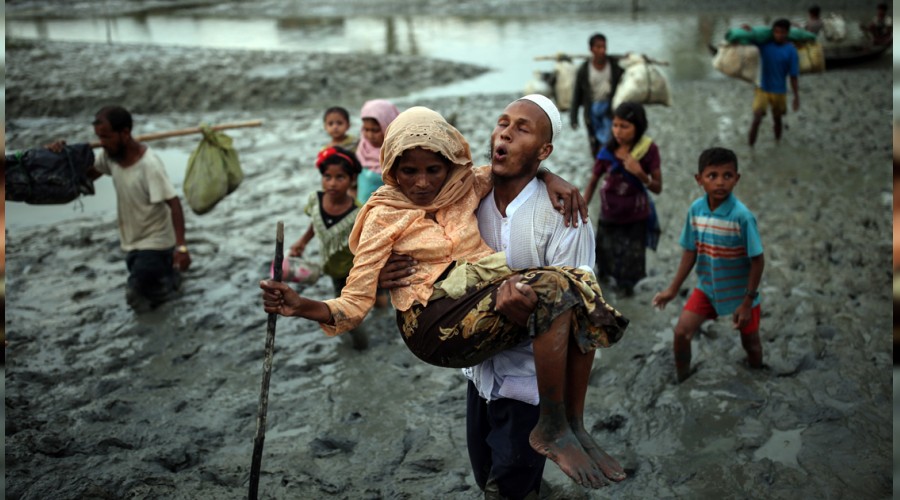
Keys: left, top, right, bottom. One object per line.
{"left": 89, "top": 119, "right": 263, "bottom": 148}
{"left": 534, "top": 53, "right": 590, "bottom": 61}
{"left": 533, "top": 53, "right": 668, "bottom": 65}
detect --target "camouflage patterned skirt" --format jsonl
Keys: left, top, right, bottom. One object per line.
{"left": 396, "top": 266, "right": 629, "bottom": 369}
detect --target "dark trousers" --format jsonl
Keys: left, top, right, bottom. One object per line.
{"left": 125, "top": 248, "right": 179, "bottom": 305}
{"left": 466, "top": 381, "right": 546, "bottom": 500}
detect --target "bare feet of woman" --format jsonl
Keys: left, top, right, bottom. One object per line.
{"left": 572, "top": 427, "right": 627, "bottom": 482}
{"left": 529, "top": 426, "right": 608, "bottom": 488}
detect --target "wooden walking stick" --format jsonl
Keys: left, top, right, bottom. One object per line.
{"left": 249, "top": 220, "right": 283, "bottom": 500}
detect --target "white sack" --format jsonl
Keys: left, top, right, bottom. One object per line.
{"left": 711, "top": 43, "right": 759, "bottom": 84}
{"left": 612, "top": 53, "right": 673, "bottom": 109}
{"left": 553, "top": 59, "right": 577, "bottom": 111}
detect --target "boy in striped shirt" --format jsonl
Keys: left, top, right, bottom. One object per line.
{"left": 652, "top": 147, "right": 764, "bottom": 382}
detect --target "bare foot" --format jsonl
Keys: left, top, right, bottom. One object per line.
{"left": 529, "top": 427, "right": 608, "bottom": 488}
{"left": 572, "top": 428, "right": 626, "bottom": 482}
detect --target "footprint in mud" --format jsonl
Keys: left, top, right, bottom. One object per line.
{"left": 592, "top": 414, "right": 627, "bottom": 432}
{"left": 155, "top": 447, "right": 200, "bottom": 472}
{"left": 309, "top": 436, "right": 356, "bottom": 458}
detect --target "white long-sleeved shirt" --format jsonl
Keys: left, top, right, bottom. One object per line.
{"left": 462, "top": 177, "right": 596, "bottom": 405}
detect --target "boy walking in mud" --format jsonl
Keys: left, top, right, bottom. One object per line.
{"left": 652, "top": 147, "right": 764, "bottom": 382}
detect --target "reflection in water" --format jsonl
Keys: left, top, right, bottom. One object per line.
{"left": 384, "top": 17, "right": 419, "bottom": 57}
{"left": 405, "top": 17, "right": 418, "bottom": 57}
{"left": 385, "top": 17, "right": 396, "bottom": 55}
{"left": 276, "top": 17, "right": 345, "bottom": 31}
{"left": 666, "top": 15, "right": 716, "bottom": 81}
{"left": 34, "top": 18, "right": 49, "bottom": 39}
{"left": 124, "top": 11, "right": 152, "bottom": 44}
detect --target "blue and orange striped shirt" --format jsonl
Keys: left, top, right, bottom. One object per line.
{"left": 679, "top": 194, "right": 763, "bottom": 315}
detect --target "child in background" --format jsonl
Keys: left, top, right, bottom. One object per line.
{"left": 322, "top": 106, "right": 359, "bottom": 152}
{"left": 652, "top": 147, "right": 764, "bottom": 382}
{"left": 290, "top": 146, "right": 368, "bottom": 350}
{"left": 801, "top": 5, "right": 824, "bottom": 35}
{"left": 355, "top": 99, "right": 400, "bottom": 203}
{"left": 583, "top": 102, "right": 662, "bottom": 296}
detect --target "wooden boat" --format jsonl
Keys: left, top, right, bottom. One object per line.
{"left": 823, "top": 42, "right": 890, "bottom": 68}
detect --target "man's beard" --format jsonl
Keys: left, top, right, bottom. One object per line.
{"left": 487, "top": 140, "right": 542, "bottom": 180}
{"left": 105, "top": 145, "right": 125, "bottom": 162}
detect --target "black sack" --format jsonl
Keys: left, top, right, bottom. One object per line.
{"left": 6, "top": 143, "right": 96, "bottom": 204}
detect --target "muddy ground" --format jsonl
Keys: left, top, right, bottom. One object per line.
{"left": 4, "top": 2, "right": 894, "bottom": 499}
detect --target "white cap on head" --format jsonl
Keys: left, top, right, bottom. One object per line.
{"left": 517, "top": 94, "right": 562, "bottom": 142}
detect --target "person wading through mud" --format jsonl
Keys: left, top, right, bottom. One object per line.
{"left": 379, "top": 96, "right": 628, "bottom": 497}
{"left": 47, "top": 106, "right": 191, "bottom": 311}
{"left": 742, "top": 19, "right": 800, "bottom": 146}
{"left": 262, "top": 104, "right": 628, "bottom": 490}
{"left": 570, "top": 33, "right": 624, "bottom": 160}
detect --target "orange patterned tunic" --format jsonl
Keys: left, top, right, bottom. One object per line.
{"left": 321, "top": 165, "right": 493, "bottom": 335}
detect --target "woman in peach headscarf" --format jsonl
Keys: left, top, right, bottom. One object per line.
{"left": 261, "top": 106, "right": 628, "bottom": 489}
{"left": 355, "top": 99, "right": 401, "bottom": 203}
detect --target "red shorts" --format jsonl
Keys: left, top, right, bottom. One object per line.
{"left": 684, "top": 288, "right": 760, "bottom": 335}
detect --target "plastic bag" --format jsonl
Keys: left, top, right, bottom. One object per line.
{"left": 269, "top": 256, "right": 321, "bottom": 284}
{"left": 5, "top": 143, "right": 95, "bottom": 204}
{"left": 183, "top": 125, "right": 243, "bottom": 215}
{"left": 612, "top": 53, "right": 673, "bottom": 109}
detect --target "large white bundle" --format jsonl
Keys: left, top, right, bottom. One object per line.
{"left": 822, "top": 13, "right": 847, "bottom": 42}
{"left": 611, "top": 53, "right": 673, "bottom": 109}
{"left": 711, "top": 43, "right": 759, "bottom": 84}
{"left": 553, "top": 59, "right": 577, "bottom": 111}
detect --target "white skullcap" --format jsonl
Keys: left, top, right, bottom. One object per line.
{"left": 517, "top": 94, "right": 562, "bottom": 142}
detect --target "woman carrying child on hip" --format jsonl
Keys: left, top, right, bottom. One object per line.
{"left": 583, "top": 101, "right": 662, "bottom": 296}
